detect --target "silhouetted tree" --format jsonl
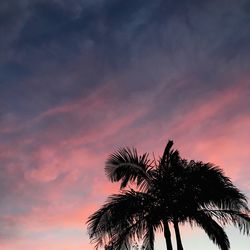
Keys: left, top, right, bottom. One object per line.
{"left": 87, "top": 141, "right": 250, "bottom": 250}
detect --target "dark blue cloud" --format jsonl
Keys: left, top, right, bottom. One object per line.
{"left": 1, "top": 0, "right": 250, "bottom": 118}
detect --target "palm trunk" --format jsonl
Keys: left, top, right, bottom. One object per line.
{"left": 124, "top": 242, "right": 129, "bottom": 250}
{"left": 173, "top": 218, "right": 184, "bottom": 250}
{"left": 163, "top": 221, "right": 173, "bottom": 250}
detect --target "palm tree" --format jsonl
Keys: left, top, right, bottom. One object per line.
{"left": 88, "top": 189, "right": 165, "bottom": 250}
{"left": 87, "top": 141, "right": 250, "bottom": 250}
{"left": 148, "top": 144, "right": 250, "bottom": 250}
{"left": 157, "top": 152, "right": 250, "bottom": 250}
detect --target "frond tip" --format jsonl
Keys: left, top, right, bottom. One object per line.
{"left": 191, "top": 211, "right": 230, "bottom": 250}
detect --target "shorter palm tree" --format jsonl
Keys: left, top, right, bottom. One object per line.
{"left": 88, "top": 190, "right": 160, "bottom": 250}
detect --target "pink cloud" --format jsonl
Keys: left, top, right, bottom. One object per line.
{"left": 1, "top": 76, "right": 249, "bottom": 250}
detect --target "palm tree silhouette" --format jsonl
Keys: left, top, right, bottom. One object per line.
{"left": 87, "top": 141, "right": 250, "bottom": 250}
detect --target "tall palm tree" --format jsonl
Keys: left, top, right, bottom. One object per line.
{"left": 87, "top": 141, "right": 250, "bottom": 250}
{"left": 155, "top": 148, "right": 250, "bottom": 250}
{"left": 149, "top": 144, "right": 249, "bottom": 250}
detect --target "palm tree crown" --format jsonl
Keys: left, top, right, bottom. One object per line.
{"left": 87, "top": 141, "right": 250, "bottom": 250}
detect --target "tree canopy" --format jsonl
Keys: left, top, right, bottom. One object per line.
{"left": 87, "top": 141, "right": 250, "bottom": 250}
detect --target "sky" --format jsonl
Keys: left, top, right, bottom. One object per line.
{"left": 0, "top": 0, "right": 250, "bottom": 249}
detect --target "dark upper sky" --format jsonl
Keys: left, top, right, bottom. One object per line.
{"left": 0, "top": 1, "right": 250, "bottom": 249}
{"left": 1, "top": 0, "right": 249, "bottom": 115}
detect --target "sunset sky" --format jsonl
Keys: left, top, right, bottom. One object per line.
{"left": 0, "top": 0, "right": 250, "bottom": 249}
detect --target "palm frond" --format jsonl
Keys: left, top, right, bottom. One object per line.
{"left": 105, "top": 147, "right": 152, "bottom": 189}
{"left": 159, "top": 140, "right": 173, "bottom": 167}
{"left": 190, "top": 210, "right": 230, "bottom": 250}
{"left": 86, "top": 190, "right": 156, "bottom": 249}
{"left": 186, "top": 162, "right": 248, "bottom": 210}
{"left": 202, "top": 209, "right": 250, "bottom": 235}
